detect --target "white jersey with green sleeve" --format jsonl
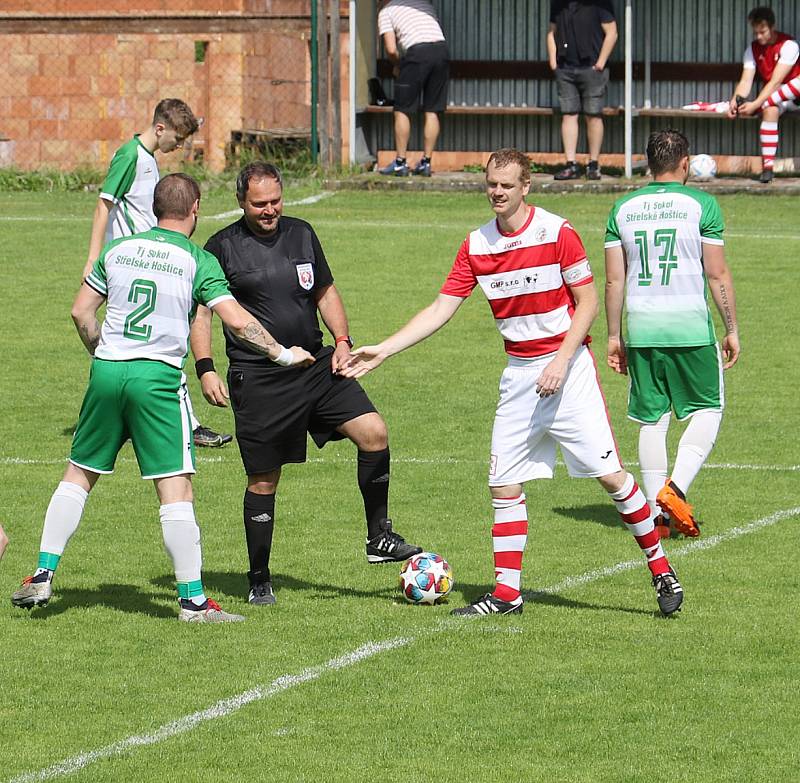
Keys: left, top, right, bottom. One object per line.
{"left": 100, "top": 136, "right": 159, "bottom": 242}
{"left": 604, "top": 182, "right": 724, "bottom": 347}
{"left": 85, "top": 227, "right": 234, "bottom": 369}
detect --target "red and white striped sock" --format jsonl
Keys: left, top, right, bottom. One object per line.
{"left": 609, "top": 473, "right": 670, "bottom": 577}
{"left": 765, "top": 76, "right": 800, "bottom": 107}
{"left": 760, "top": 121, "right": 779, "bottom": 171}
{"left": 491, "top": 493, "right": 528, "bottom": 604}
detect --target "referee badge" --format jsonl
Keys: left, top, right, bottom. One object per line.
{"left": 296, "top": 262, "right": 314, "bottom": 290}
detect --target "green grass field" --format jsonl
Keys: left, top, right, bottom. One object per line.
{"left": 1, "top": 185, "right": 798, "bottom": 783}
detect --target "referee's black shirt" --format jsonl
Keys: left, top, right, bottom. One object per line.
{"left": 204, "top": 216, "right": 334, "bottom": 366}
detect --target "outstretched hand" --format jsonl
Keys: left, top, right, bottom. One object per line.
{"left": 288, "top": 346, "right": 316, "bottom": 367}
{"left": 340, "top": 345, "right": 387, "bottom": 379}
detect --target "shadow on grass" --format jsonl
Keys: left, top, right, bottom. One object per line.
{"left": 551, "top": 504, "right": 623, "bottom": 529}
{"left": 447, "top": 579, "right": 653, "bottom": 617}
{"left": 152, "top": 570, "right": 398, "bottom": 602}
{"left": 20, "top": 582, "right": 176, "bottom": 620}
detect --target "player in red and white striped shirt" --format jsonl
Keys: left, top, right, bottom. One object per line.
{"left": 342, "top": 148, "right": 683, "bottom": 617}
{"left": 728, "top": 7, "right": 800, "bottom": 183}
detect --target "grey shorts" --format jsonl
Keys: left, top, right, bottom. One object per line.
{"left": 555, "top": 66, "right": 609, "bottom": 115}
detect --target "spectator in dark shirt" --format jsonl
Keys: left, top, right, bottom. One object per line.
{"left": 547, "top": 1, "right": 618, "bottom": 180}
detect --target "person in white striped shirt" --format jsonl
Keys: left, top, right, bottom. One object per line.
{"left": 342, "top": 148, "right": 684, "bottom": 618}
{"left": 377, "top": 0, "right": 449, "bottom": 177}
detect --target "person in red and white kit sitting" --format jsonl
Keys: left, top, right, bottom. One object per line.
{"left": 728, "top": 6, "right": 800, "bottom": 183}
{"left": 341, "top": 147, "right": 684, "bottom": 618}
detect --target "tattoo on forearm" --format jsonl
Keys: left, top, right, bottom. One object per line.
{"left": 718, "top": 284, "right": 736, "bottom": 332}
{"left": 240, "top": 321, "right": 278, "bottom": 357}
{"left": 78, "top": 320, "right": 100, "bottom": 355}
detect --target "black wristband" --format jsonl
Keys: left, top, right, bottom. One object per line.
{"left": 195, "top": 358, "right": 216, "bottom": 379}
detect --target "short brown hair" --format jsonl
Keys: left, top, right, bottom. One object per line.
{"left": 748, "top": 6, "right": 775, "bottom": 26}
{"left": 486, "top": 148, "right": 532, "bottom": 183}
{"left": 153, "top": 173, "right": 201, "bottom": 220}
{"left": 646, "top": 129, "right": 690, "bottom": 176}
{"left": 236, "top": 161, "right": 283, "bottom": 201}
{"left": 153, "top": 99, "right": 199, "bottom": 137}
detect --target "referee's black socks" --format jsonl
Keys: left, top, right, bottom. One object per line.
{"left": 244, "top": 490, "right": 275, "bottom": 585}
{"left": 358, "top": 448, "right": 391, "bottom": 540}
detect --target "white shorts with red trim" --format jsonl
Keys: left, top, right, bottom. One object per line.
{"left": 488, "top": 345, "right": 622, "bottom": 486}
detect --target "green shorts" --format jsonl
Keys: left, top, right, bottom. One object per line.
{"left": 70, "top": 358, "right": 195, "bottom": 479}
{"left": 627, "top": 344, "right": 724, "bottom": 423}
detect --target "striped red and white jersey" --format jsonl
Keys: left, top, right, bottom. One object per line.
{"left": 441, "top": 206, "right": 593, "bottom": 358}
{"left": 743, "top": 32, "right": 800, "bottom": 84}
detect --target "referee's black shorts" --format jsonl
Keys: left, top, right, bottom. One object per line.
{"left": 394, "top": 41, "right": 449, "bottom": 115}
{"left": 228, "top": 346, "right": 378, "bottom": 475}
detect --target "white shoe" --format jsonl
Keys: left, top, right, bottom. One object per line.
{"left": 178, "top": 598, "right": 245, "bottom": 623}
{"left": 11, "top": 575, "right": 52, "bottom": 608}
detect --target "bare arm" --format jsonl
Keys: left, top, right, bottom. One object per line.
{"left": 84, "top": 198, "right": 113, "bottom": 280}
{"left": 595, "top": 20, "right": 618, "bottom": 70}
{"left": 316, "top": 284, "right": 351, "bottom": 372}
{"left": 703, "top": 243, "right": 740, "bottom": 369}
{"left": 382, "top": 30, "right": 401, "bottom": 67}
{"left": 535, "top": 280, "right": 599, "bottom": 397}
{"left": 728, "top": 68, "right": 755, "bottom": 116}
{"left": 190, "top": 305, "right": 230, "bottom": 407}
{"left": 71, "top": 284, "right": 106, "bottom": 355}
{"left": 212, "top": 299, "right": 314, "bottom": 367}
{"left": 748, "top": 61, "right": 794, "bottom": 110}
{"left": 0, "top": 524, "right": 8, "bottom": 562}
{"left": 546, "top": 23, "right": 558, "bottom": 70}
{"left": 604, "top": 244, "right": 628, "bottom": 375}
{"left": 340, "top": 293, "right": 464, "bottom": 378}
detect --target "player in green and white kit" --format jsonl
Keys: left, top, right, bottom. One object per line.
{"left": 604, "top": 129, "right": 740, "bottom": 538}
{"left": 12, "top": 175, "right": 314, "bottom": 622}
{"left": 83, "top": 99, "right": 229, "bottom": 449}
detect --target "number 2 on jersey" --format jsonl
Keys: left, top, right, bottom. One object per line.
{"left": 633, "top": 228, "right": 678, "bottom": 287}
{"left": 124, "top": 278, "right": 158, "bottom": 341}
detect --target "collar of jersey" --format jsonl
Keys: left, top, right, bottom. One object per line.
{"left": 134, "top": 133, "right": 156, "bottom": 158}
{"left": 496, "top": 205, "right": 535, "bottom": 238}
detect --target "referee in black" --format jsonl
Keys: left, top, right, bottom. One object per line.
{"left": 191, "top": 162, "right": 421, "bottom": 605}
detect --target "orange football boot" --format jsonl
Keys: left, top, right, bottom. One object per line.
{"left": 656, "top": 481, "right": 700, "bottom": 538}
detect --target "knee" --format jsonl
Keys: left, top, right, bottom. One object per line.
{"left": 364, "top": 417, "right": 389, "bottom": 451}
{"left": 248, "top": 471, "right": 280, "bottom": 495}
{"left": 597, "top": 470, "right": 627, "bottom": 494}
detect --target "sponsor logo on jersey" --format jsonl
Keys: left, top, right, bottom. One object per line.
{"left": 296, "top": 263, "right": 314, "bottom": 290}
{"left": 535, "top": 226, "right": 547, "bottom": 242}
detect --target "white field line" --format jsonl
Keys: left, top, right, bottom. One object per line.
{"left": 532, "top": 506, "right": 800, "bottom": 597}
{"left": 5, "top": 504, "right": 799, "bottom": 783}
{"left": 5, "top": 637, "right": 411, "bottom": 783}
{"left": 0, "top": 192, "right": 336, "bottom": 224}
{"left": 2, "top": 455, "right": 799, "bottom": 472}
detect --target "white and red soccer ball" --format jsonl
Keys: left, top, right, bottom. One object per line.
{"left": 399, "top": 552, "right": 454, "bottom": 605}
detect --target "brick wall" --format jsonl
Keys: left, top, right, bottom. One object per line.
{"left": 0, "top": 1, "right": 334, "bottom": 172}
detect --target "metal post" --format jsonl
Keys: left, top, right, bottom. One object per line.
{"left": 330, "top": 0, "right": 342, "bottom": 167}
{"left": 311, "top": 0, "right": 318, "bottom": 164}
{"left": 318, "top": 0, "right": 330, "bottom": 166}
{"left": 348, "top": 0, "right": 357, "bottom": 166}
{"left": 624, "top": 0, "right": 633, "bottom": 178}
{"left": 643, "top": 0, "right": 651, "bottom": 109}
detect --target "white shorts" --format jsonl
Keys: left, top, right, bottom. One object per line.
{"left": 489, "top": 345, "right": 623, "bottom": 486}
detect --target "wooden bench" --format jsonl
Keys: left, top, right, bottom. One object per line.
{"left": 363, "top": 104, "right": 620, "bottom": 116}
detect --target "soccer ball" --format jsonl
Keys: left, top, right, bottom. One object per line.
{"left": 399, "top": 552, "right": 454, "bottom": 605}
{"left": 689, "top": 154, "right": 717, "bottom": 180}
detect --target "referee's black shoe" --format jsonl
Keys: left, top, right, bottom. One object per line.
{"left": 193, "top": 425, "right": 233, "bottom": 448}
{"left": 366, "top": 519, "right": 422, "bottom": 564}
